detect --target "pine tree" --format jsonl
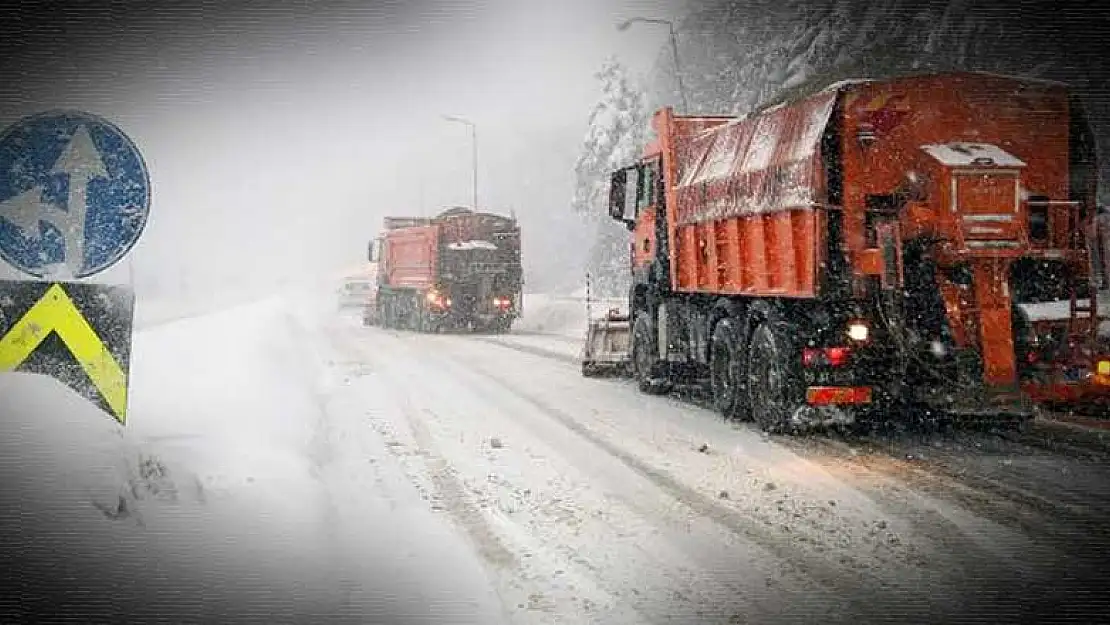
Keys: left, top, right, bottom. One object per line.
{"left": 570, "top": 57, "right": 649, "bottom": 297}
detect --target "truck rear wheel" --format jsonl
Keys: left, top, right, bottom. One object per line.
{"left": 710, "top": 317, "right": 745, "bottom": 419}
{"left": 490, "top": 317, "right": 512, "bottom": 334}
{"left": 379, "top": 293, "right": 394, "bottom": 329}
{"left": 632, "top": 311, "right": 672, "bottom": 395}
{"left": 746, "top": 317, "right": 805, "bottom": 434}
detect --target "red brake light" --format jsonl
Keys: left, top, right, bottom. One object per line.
{"left": 803, "top": 347, "right": 852, "bottom": 368}
{"left": 825, "top": 347, "right": 851, "bottom": 367}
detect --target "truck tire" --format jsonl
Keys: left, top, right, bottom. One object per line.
{"left": 490, "top": 317, "right": 512, "bottom": 334}
{"left": 385, "top": 295, "right": 399, "bottom": 330}
{"left": 416, "top": 307, "right": 440, "bottom": 333}
{"left": 632, "top": 311, "right": 672, "bottom": 395}
{"left": 405, "top": 294, "right": 421, "bottom": 331}
{"left": 746, "top": 316, "right": 805, "bottom": 434}
{"left": 710, "top": 317, "right": 745, "bottom": 420}
{"left": 379, "top": 293, "right": 393, "bottom": 329}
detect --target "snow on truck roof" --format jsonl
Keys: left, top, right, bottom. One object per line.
{"left": 668, "top": 69, "right": 1066, "bottom": 225}
{"left": 746, "top": 69, "right": 1068, "bottom": 119}
{"left": 447, "top": 240, "right": 498, "bottom": 251}
{"left": 921, "top": 143, "right": 1027, "bottom": 168}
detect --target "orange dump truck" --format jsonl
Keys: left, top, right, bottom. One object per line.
{"left": 587, "top": 70, "right": 1103, "bottom": 432}
{"left": 365, "top": 207, "right": 522, "bottom": 332}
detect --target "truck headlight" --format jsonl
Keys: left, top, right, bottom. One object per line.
{"left": 847, "top": 320, "right": 869, "bottom": 342}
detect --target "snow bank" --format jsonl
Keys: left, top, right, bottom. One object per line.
{"left": 132, "top": 275, "right": 335, "bottom": 330}
{"left": 127, "top": 295, "right": 333, "bottom": 560}
{"left": 0, "top": 294, "right": 344, "bottom": 620}
{"left": 0, "top": 372, "right": 170, "bottom": 530}
{"left": 0, "top": 372, "right": 216, "bottom": 620}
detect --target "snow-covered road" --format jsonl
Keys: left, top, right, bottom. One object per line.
{"left": 4, "top": 291, "right": 1109, "bottom": 623}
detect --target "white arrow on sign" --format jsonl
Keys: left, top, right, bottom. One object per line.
{"left": 0, "top": 125, "right": 108, "bottom": 277}
{"left": 51, "top": 124, "right": 108, "bottom": 276}
{"left": 0, "top": 185, "right": 55, "bottom": 234}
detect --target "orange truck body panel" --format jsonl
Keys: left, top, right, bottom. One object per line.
{"left": 657, "top": 73, "right": 1087, "bottom": 300}
{"left": 381, "top": 221, "right": 439, "bottom": 290}
{"left": 666, "top": 93, "right": 835, "bottom": 297}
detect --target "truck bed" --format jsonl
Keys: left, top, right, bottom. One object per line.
{"left": 382, "top": 225, "right": 438, "bottom": 289}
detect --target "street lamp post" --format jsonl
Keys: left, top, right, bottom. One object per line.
{"left": 442, "top": 115, "right": 478, "bottom": 211}
{"left": 617, "top": 17, "right": 689, "bottom": 113}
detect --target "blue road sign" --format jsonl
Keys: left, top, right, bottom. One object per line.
{"left": 0, "top": 110, "right": 151, "bottom": 279}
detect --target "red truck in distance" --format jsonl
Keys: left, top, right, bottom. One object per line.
{"left": 364, "top": 206, "right": 523, "bottom": 333}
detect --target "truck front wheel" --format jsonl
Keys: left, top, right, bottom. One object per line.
{"left": 710, "top": 317, "right": 745, "bottom": 420}
{"left": 746, "top": 318, "right": 805, "bottom": 434}
{"left": 379, "top": 293, "right": 393, "bottom": 329}
{"left": 632, "top": 311, "right": 672, "bottom": 395}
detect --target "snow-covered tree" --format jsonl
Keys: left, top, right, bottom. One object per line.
{"left": 571, "top": 58, "right": 650, "bottom": 297}
{"left": 640, "top": 0, "right": 1107, "bottom": 200}
{"left": 647, "top": 0, "right": 1073, "bottom": 116}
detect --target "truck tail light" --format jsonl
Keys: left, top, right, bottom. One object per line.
{"left": 803, "top": 347, "right": 852, "bottom": 368}
{"left": 493, "top": 296, "right": 512, "bottom": 309}
{"left": 806, "top": 386, "right": 872, "bottom": 405}
{"left": 426, "top": 290, "right": 450, "bottom": 309}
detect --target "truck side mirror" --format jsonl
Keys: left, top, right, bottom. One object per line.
{"left": 368, "top": 240, "right": 378, "bottom": 262}
{"left": 608, "top": 166, "right": 639, "bottom": 228}
{"left": 609, "top": 169, "right": 627, "bottom": 220}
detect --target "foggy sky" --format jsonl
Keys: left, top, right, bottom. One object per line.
{"left": 0, "top": 0, "right": 680, "bottom": 296}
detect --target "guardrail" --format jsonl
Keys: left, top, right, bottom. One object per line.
{"left": 531, "top": 294, "right": 626, "bottom": 306}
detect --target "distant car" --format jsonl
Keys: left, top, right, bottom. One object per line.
{"left": 338, "top": 279, "right": 373, "bottom": 309}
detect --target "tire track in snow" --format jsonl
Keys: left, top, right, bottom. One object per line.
{"left": 788, "top": 434, "right": 1110, "bottom": 573}
{"left": 769, "top": 440, "right": 1060, "bottom": 596}
{"left": 471, "top": 330, "right": 1110, "bottom": 566}
{"left": 279, "top": 310, "right": 359, "bottom": 616}
{"left": 428, "top": 344, "right": 915, "bottom": 606}
{"left": 792, "top": 443, "right": 1110, "bottom": 622}
{"left": 439, "top": 330, "right": 1110, "bottom": 622}
{"left": 470, "top": 335, "right": 580, "bottom": 365}
{"left": 324, "top": 325, "right": 519, "bottom": 571}
{"left": 329, "top": 323, "right": 653, "bottom": 624}
{"left": 295, "top": 311, "right": 517, "bottom": 624}
{"left": 340, "top": 324, "right": 874, "bottom": 623}
{"left": 424, "top": 330, "right": 1110, "bottom": 623}
{"left": 391, "top": 396, "right": 519, "bottom": 571}
{"left": 400, "top": 363, "right": 850, "bottom": 623}
{"left": 349, "top": 324, "right": 977, "bottom": 623}
{"left": 347, "top": 332, "right": 817, "bottom": 623}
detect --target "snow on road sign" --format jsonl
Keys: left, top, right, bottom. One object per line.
{"left": 0, "top": 110, "right": 151, "bottom": 279}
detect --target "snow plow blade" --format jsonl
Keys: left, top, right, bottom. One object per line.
{"left": 580, "top": 309, "right": 632, "bottom": 377}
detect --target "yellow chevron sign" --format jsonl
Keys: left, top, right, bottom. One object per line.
{"left": 0, "top": 280, "right": 135, "bottom": 424}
